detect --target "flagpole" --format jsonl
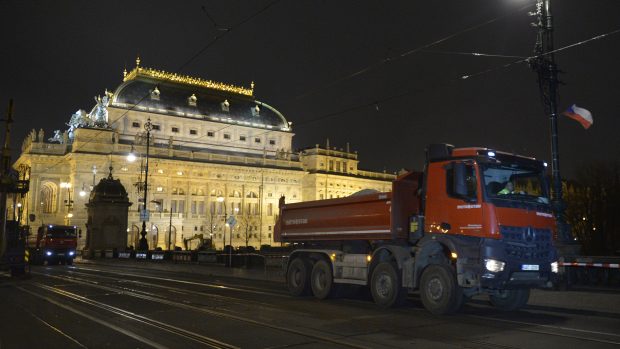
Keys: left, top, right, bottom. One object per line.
{"left": 530, "top": 0, "right": 574, "bottom": 245}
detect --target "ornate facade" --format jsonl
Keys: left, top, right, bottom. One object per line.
{"left": 14, "top": 59, "right": 395, "bottom": 250}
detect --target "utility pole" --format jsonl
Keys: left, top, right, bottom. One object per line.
{"left": 530, "top": 0, "right": 578, "bottom": 252}
{"left": 0, "top": 100, "right": 14, "bottom": 259}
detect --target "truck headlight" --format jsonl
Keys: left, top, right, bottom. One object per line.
{"left": 551, "top": 261, "right": 559, "bottom": 273}
{"left": 46, "top": 251, "right": 53, "bottom": 256}
{"left": 485, "top": 259, "right": 505, "bottom": 273}
{"left": 68, "top": 251, "right": 75, "bottom": 257}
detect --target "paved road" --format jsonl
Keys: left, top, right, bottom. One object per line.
{"left": 1, "top": 261, "right": 619, "bottom": 348}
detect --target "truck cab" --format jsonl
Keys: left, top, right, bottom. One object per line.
{"left": 420, "top": 144, "right": 557, "bottom": 309}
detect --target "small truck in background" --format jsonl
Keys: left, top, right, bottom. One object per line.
{"left": 28, "top": 224, "right": 78, "bottom": 265}
{"left": 275, "top": 144, "right": 558, "bottom": 314}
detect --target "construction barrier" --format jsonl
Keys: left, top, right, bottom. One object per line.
{"left": 558, "top": 256, "right": 620, "bottom": 288}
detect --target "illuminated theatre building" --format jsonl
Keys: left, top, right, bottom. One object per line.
{"left": 14, "top": 59, "right": 395, "bottom": 251}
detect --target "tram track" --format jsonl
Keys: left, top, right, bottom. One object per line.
{"left": 29, "top": 266, "right": 620, "bottom": 348}
{"left": 30, "top": 271, "right": 374, "bottom": 349}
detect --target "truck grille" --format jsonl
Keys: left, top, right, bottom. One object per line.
{"left": 500, "top": 226, "right": 552, "bottom": 260}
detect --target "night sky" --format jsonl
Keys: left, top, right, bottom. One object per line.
{"left": 1, "top": 0, "right": 619, "bottom": 178}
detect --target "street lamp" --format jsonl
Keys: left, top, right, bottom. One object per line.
{"left": 60, "top": 181, "right": 73, "bottom": 223}
{"left": 217, "top": 196, "right": 226, "bottom": 249}
{"left": 137, "top": 118, "right": 153, "bottom": 251}
{"left": 91, "top": 165, "right": 97, "bottom": 189}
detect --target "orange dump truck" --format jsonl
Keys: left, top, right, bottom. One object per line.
{"left": 275, "top": 144, "right": 558, "bottom": 314}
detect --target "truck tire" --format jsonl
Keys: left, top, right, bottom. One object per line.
{"left": 420, "top": 264, "right": 462, "bottom": 315}
{"left": 489, "top": 289, "right": 530, "bottom": 311}
{"left": 370, "top": 261, "right": 406, "bottom": 308}
{"left": 311, "top": 259, "right": 335, "bottom": 299}
{"left": 287, "top": 257, "right": 312, "bottom": 296}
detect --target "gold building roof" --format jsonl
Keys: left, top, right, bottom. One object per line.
{"left": 123, "top": 57, "right": 254, "bottom": 97}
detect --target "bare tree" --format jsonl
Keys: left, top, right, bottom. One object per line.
{"left": 565, "top": 162, "right": 620, "bottom": 255}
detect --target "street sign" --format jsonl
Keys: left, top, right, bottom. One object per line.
{"left": 140, "top": 209, "right": 150, "bottom": 221}
{"left": 226, "top": 216, "right": 237, "bottom": 227}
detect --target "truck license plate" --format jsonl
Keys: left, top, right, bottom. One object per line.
{"left": 521, "top": 264, "right": 539, "bottom": 271}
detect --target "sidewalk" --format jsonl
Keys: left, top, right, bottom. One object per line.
{"left": 76, "top": 257, "right": 286, "bottom": 283}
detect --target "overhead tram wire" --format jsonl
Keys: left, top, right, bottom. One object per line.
{"left": 169, "top": 3, "right": 537, "bottom": 150}
{"left": 38, "top": 0, "right": 282, "bottom": 174}
{"left": 194, "top": 26, "right": 620, "bottom": 152}
{"left": 40, "top": 8, "right": 619, "bottom": 166}
{"left": 289, "top": 3, "right": 536, "bottom": 103}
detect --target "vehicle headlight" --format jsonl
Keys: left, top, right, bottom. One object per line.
{"left": 551, "top": 261, "right": 559, "bottom": 273}
{"left": 68, "top": 251, "right": 75, "bottom": 256}
{"left": 485, "top": 259, "right": 505, "bottom": 273}
{"left": 46, "top": 251, "right": 53, "bottom": 256}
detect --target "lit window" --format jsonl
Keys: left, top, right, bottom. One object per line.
{"left": 156, "top": 187, "right": 163, "bottom": 192}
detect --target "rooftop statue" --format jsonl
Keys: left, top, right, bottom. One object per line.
{"left": 89, "top": 90, "right": 113, "bottom": 128}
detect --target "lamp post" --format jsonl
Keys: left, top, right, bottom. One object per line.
{"left": 91, "top": 165, "right": 97, "bottom": 189}
{"left": 134, "top": 118, "right": 152, "bottom": 251}
{"left": 217, "top": 196, "right": 226, "bottom": 249}
{"left": 60, "top": 181, "right": 73, "bottom": 224}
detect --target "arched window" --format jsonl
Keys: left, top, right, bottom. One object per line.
{"left": 40, "top": 181, "right": 58, "bottom": 213}
{"left": 230, "top": 190, "right": 241, "bottom": 198}
{"left": 210, "top": 189, "right": 223, "bottom": 197}
{"left": 246, "top": 191, "right": 258, "bottom": 198}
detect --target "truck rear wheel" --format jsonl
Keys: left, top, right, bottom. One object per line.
{"left": 287, "top": 257, "right": 312, "bottom": 296}
{"left": 370, "top": 261, "right": 406, "bottom": 308}
{"left": 420, "top": 264, "right": 462, "bottom": 315}
{"left": 489, "top": 289, "right": 530, "bottom": 311}
{"left": 311, "top": 259, "right": 335, "bottom": 299}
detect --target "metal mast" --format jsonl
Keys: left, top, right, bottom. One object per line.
{"left": 530, "top": 0, "right": 571, "bottom": 243}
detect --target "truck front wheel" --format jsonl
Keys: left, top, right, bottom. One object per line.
{"left": 370, "top": 261, "right": 406, "bottom": 308}
{"left": 311, "top": 259, "right": 335, "bottom": 299}
{"left": 420, "top": 264, "right": 462, "bottom": 315}
{"left": 287, "top": 257, "right": 312, "bottom": 296}
{"left": 489, "top": 289, "right": 530, "bottom": 311}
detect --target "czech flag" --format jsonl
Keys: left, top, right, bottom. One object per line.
{"left": 562, "top": 104, "right": 593, "bottom": 129}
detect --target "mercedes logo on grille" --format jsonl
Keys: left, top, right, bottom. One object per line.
{"left": 526, "top": 226, "right": 534, "bottom": 242}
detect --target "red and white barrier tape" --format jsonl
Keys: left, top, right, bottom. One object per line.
{"left": 559, "top": 262, "right": 620, "bottom": 269}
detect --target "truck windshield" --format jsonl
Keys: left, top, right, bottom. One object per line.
{"left": 46, "top": 227, "right": 77, "bottom": 238}
{"left": 481, "top": 164, "right": 549, "bottom": 206}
